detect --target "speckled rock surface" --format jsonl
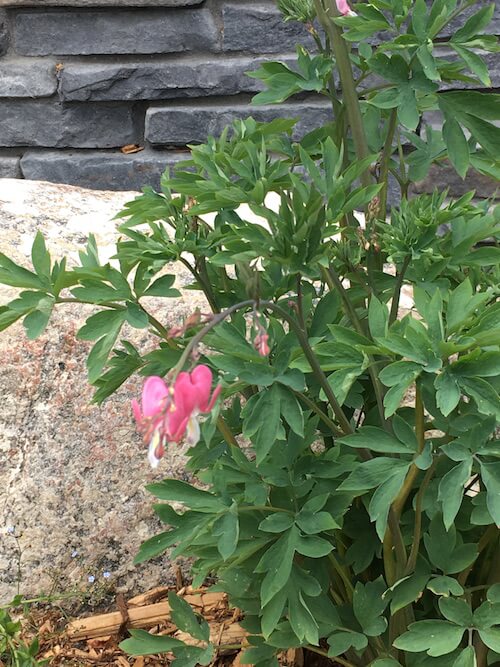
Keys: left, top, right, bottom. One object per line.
{"left": 0, "top": 179, "right": 207, "bottom": 604}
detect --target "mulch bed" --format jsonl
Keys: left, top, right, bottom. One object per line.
{"left": 9, "top": 586, "right": 337, "bottom": 667}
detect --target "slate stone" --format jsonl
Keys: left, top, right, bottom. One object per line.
{"left": 439, "top": 1, "right": 500, "bottom": 37}
{"left": 2, "top": 0, "right": 203, "bottom": 4}
{"left": 413, "top": 162, "right": 498, "bottom": 200}
{"left": 0, "top": 59, "right": 57, "bottom": 97}
{"left": 223, "top": 2, "right": 315, "bottom": 53}
{"left": 58, "top": 56, "right": 285, "bottom": 102}
{"left": 0, "top": 101, "right": 136, "bottom": 148}
{"left": 20, "top": 148, "right": 188, "bottom": 190}
{"left": 0, "top": 10, "right": 8, "bottom": 55}
{"left": 0, "top": 154, "right": 21, "bottom": 177}
{"left": 145, "top": 101, "right": 333, "bottom": 146}
{"left": 13, "top": 7, "right": 219, "bottom": 56}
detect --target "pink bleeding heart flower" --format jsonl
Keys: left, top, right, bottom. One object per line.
{"left": 336, "top": 0, "right": 356, "bottom": 16}
{"left": 132, "top": 376, "right": 172, "bottom": 468}
{"left": 254, "top": 332, "right": 271, "bottom": 357}
{"left": 132, "top": 365, "right": 222, "bottom": 468}
{"left": 167, "top": 365, "right": 222, "bottom": 447}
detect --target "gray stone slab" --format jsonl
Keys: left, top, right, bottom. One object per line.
{"left": 0, "top": 101, "right": 136, "bottom": 148}
{"left": 3, "top": 0, "right": 203, "bottom": 4}
{"left": 0, "top": 10, "right": 8, "bottom": 55}
{"left": 21, "top": 148, "right": 188, "bottom": 190}
{"left": 439, "top": 1, "right": 500, "bottom": 37}
{"left": 13, "top": 7, "right": 219, "bottom": 56}
{"left": 0, "top": 60, "right": 57, "bottom": 97}
{"left": 0, "top": 154, "right": 21, "bottom": 177}
{"left": 145, "top": 101, "right": 332, "bottom": 146}
{"left": 413, "top": 162, "right": 498, "bottom": 200}
{"left": 223, "top": 2, "right": 315, "bottom": 53}
{"left": 58, "top": 55, "right": 293, "bottom": 102}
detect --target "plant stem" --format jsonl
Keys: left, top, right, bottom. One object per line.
{"left": 328, "top": 552, "right": 354, "bottom": 601}
{"left": 404, "top": 458, "right": 438, "bottom": 576}
{"left": 293, "top": 389, "right": 343, "bottom": 437}
{"left": 216, "top": 415, "right": 239, "bottom": 448}
{"left": 389, "top": 255, "right": 410, "bottom": 325}
{"left": 264, "top": 301, "right": 353, "bottom": 434}
{"left": 392, "top": 383, "right": 425, "bottom": 518}
{"left": 378, "top": 108, "right": 398, "bottom": 219}
{"left": 313, "top": 0, "right": 371, "bottom": 188}
{"left": 321, "top": 266, "right": 387, "bottom": 429}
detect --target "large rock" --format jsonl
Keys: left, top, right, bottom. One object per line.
{"left": 0, "top": 59, "right": 57, "bottom": 97}
{"left": 0, "top": 101, "right": 136, "bottom": 148}
{"left": 2, "top": 0, "right": 204, "bottom": 4}
{"left": 222, "top": 2, "right": 315, "bottom": 53}
{"left": 20, "top": 148, "right": 188, "bottom": 191}
{"left": 0, "top": 154, "right": 21, "bottom": 177}
{"left": 145, "top": 100, "right": 333, "bottom": 145}
{"left": 0, "top": 178, "right": 208, "bottom": 604}
{"left": 13, "top": 8, "right": 219, "bottom": 56}
{"left": 58, "top": 56, "right": 278, "bottom": 102}
{"left": 0, "top": 9, "right": 8, "bottom": 54}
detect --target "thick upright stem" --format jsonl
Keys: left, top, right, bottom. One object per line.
{"left": 313, "top": 0, "right": 371, "bottom": 188}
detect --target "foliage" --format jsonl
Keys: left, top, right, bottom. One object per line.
{"left": 0, "top": 606, "right": 45, "bottom": 667}
{"left": 0, "top": 1, "right": 499, "bottom": 666}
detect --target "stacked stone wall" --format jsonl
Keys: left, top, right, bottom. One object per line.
{"left": 0, "top": 0, "right": 498, "bottom": 194}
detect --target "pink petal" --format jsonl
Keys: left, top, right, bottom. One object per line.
{"left": 142, "top": 376, "right": 169, "bottom": 417}
{"left": 336, "top": 0, "right": 354, "bottom": 15}
{"left": 190, "top": 365, "right": 215, "bottom": 412}
{"left": 166, "top": 372, "right": 197, "bottom": 440}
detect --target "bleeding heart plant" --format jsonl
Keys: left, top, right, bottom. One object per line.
{"left": 0, "top": 1, "right": 499, "bottom": 666}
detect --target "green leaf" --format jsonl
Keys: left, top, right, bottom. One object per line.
{"left": 473, "top": 600, "right": 500, "bottom": 629}
{"left": 353, "top": 577, "right": 388, "bottom": 637}
{"left": 146, "top": 480, "right": 223, "bottom": 511}
{"left": 479, "top": 461, "right": 500, "bottom": 527}
{"left": 416, "top": 44, "right": 440, "bottom": 81}
{"left": 259, "top": 513, "right": 295, "bottom": 533}
{"left": 369, "top": 660, "right": 402, "bottom": 667}
{"left": 368, "top": 296, "right": 389, "bottom": 339}
{"left": 452, "top": 647, "right": 476, "bottom": 667}
{"left": 393, "top": 620, "right": 465, "bottom": 656}
{"left": 23, "top": 306, "right": 52, "bottom": 339}
{"left": 438, "top": 459, "right": 472, "bottom": 530}
{"left": 278, "top": 386, "right": 304, "bottom": 436}
{"left": 442, "top": 117, "right": 469, "bottom": 179}
{"left": 143, "top": 274, "right": 181, "bottom": 298}
{"left": 119, "top": 629, "right": 184, "bottom": 656}
{"left": 427, "top": 576, "right": 464, "bottom": 597}
{"left": 31, "top": 232, "right": 51, "bottom": 281}
{"left": 168, "top": 591, "right": 210, "bottom": 642}
{"left": 438, "top": 597, "right": 473, "bottom": 627}
{"left": 259, "top": 526, "right": 299, "bottom": 606}
{"left": 172, "top": 644, "right": 213, "bottom": 667}
{"left": 0, "top": 252, "right": 44, "bottom": 289}
{"left": 288, "top": 589, "right": 319, "bottom": 645}
{"left": 478, "top": 628, "right": 500, "bottom": 653}
{"left": 338, "top": 426, "right": 413, "bottom": 454}
{"left": 295, "top": 510, "right": 338, "bottom": 535}
{"left": 77, "top": 310, "right": 126, "bottom": 341}
{"left": 452, "top": 45, "right": 491, "bottom": 87}
{"left": 369, "top": 466, "right": 409, "bottom": 540}
{"left": 295, "top": 535, "right": 334, "bottom": 558}
{"left": 424, "top": 516, "right": 477, "bottom": 575}
{"left": 460, "top": 378, "right": 500, "bottom": 420}
{"left": 388, "top": 567, "right": 431, "bottom": 614}
{"left": 328, "top": 630, "right": 368, "bottom": 657}
{"left": 339, "top": 458, "right": 409, "bottom": 493}
{"left": 125, "top": 302, "right": 149, "bottom": 328}
{"left": 213, "top": 506, "right": 239, "bottom": 560}
{"left": 451, "top": 4, "right": 495, "bottom": 43}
